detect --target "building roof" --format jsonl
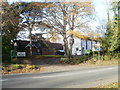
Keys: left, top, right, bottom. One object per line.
{"left": 14, "top": 40, "right": 63, "bottom": 50}
{"left": 67, "top": 30, "right": 99, "bottom": 41}
{"left": 48, "top": 42, "right": 63, "bottom": 50}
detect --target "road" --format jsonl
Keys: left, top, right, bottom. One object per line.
{"left": 2, "top": 65, "right": 118, "bottom": 88}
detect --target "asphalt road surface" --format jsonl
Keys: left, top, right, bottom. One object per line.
{"left": 2, "top": 65, "right": 118, "bottom": 88}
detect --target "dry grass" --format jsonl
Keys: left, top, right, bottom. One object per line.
{"left": 84, "top": 82, "right": 119, "bottom": 90}
{"left": 85, "top": 59, "right": 118, "bottom": 66}
{"left": 1, "top": 64, "right": 42, "bottom": 75}
{"left": 95, "top": 82, "right": 119, "bottom": 88}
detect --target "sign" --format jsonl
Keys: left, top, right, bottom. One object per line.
{"left": 17, "top": 52, "right": 26, "bottom": 57}
{"left": 83, "top": 50, "right": 91, "bottom": 54}
{"left": 96, "top": 48, "right": 101, "bottom": 51}
{"left": 92, "top": 47, "right": 96, "bottom": 51}
{"left": 92, "top": 44, "right": 101, "bottom": 51}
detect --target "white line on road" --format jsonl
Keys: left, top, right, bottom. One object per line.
{"left": 0, "top": 79, "right": 8, "bottom": 82}
{"left": 32, "top": 67, "right": 117, "bottom": 79}
{"left": 87, "top": 67, "right": 114, "bottom": 73}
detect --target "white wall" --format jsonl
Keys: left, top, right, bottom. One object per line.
{"left": 72, "top": 38, "right": 81, "bottom": 55}
{"left": 72, "top": 38, "right": 100, "bottom": 55}
{"left": 81, "top": 40, "right": 86, "bottom": 50}
{"left": 87, "top": 40, "right": 92, "bottom": 50}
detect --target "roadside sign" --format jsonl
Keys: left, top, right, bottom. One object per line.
{"left": 96, "top": 48, "right": 101, "bottom": 51}
{"left": 92, "top": 47, "right": 96, "bottom": 51}
{"left": 92, "top": 44, "right": 101, "bottom": 51}
{"left": 17, "top": 52, "right": 26, "bottom": 57}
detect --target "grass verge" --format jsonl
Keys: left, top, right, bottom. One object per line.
{"left": 95, "top": 82, "right": 119, "bottom": 88}
{"left": 1, "top": 64, "right": 42, "bottom": 75}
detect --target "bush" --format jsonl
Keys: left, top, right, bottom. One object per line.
{"left": 103, "top": 52, "right": 120, "bottom": 61}
{"left": 60, "top": 58, "right": 69, "bottom": 63}
{"left": 72, "top": 55, "right": 92, "bottom": 64}
{"left": 10, "top": 64, "right": 24, "bottom": 70}
{"left": 60, "top": 55, "right": 93, "bottom": 64}
{"left": 2, "top": 54, "right": 11, "bottom": 63}
{"left": 112, "top": 52, "right": 120, "bottom": 59}
{"left": 2, "top": 36, "right": 11, "bottom": 63}
{"left": 2, "top": 64, "right": 41, "bottom": 74}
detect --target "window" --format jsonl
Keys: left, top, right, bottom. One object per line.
{"left": 76, "top": 48, "right": 78, "bottom": 51}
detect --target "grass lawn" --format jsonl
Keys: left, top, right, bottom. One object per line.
{"left": 84, "top": 82, "right": 119, "bottom": 90}
{"left": 22, "top": 55, "right": 64, "bottom": 59}
{"left": 86, "top": 59, "right": 118, "bottom": 66}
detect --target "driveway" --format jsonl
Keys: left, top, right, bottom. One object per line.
{"left": 31, "top": 58, "right": 61, "bottom": 65}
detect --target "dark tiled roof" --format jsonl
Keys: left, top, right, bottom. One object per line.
{"left": 48, "top": 42, "right": 63, "bottom": 50}
{"left": 15, "top": 40, "right": 41, "bottom": 48}
{"left": 14, "top": 40, "right": 63, "bottom": 50}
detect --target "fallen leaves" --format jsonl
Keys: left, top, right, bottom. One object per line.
{"left": 2, "top": 64, "right": 41, "bottom": 75}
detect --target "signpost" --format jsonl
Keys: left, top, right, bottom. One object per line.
{"left": 11, "top": 51, "right": 26, "bottom": 58}
{"left": 92, "top": 44, "right": 101, "bottom": 51}
{"left": 92, "top": 44, "right": 101, "bottom": 60}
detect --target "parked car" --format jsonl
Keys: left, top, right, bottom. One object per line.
{"left": 56, "top": 50, "right": 64, "bottom": 55}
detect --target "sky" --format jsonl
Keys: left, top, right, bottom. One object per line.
{"left": 93, "top": 0, "right": 107, "bottom": 21}
{"left": 90, "top": 0, "right": 108, "bottom": 33}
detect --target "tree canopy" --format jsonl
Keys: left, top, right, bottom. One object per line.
{"left": 1, "top": 1, "right": 22, "bottom": 62}
{"left": 43, "top": 2, "right": 94, "bottom": 58}
{"left": 100, "top": 2, "right": 119, "bottom": 53}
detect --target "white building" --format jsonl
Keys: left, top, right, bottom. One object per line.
{"left": 72, "top": 37, "right": 100, "bottom": 55}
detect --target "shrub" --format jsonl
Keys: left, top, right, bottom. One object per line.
{"left": 113, "top": 52, "right": 120, "bottom": 59}
{"left": 60, "top": 58, "right": 69, "bottom": 63}
{"left": 72, "top": 55, "right": 92, "bottom": 64}
{"left": 10, "top": 64, "right": 23, "bottom": 70}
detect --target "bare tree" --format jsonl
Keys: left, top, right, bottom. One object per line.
{"left": 19, "top": 2, "right": 51, "bottom": 55}
{"left": 43, "top": 2, "right": 94, "bottom": 59}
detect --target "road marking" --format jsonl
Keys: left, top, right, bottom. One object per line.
{"left": 87, "top": 67, "right": 115, "bottom": 73}
{"left": 0, "top": 79, "right": 8, "bottom": 82}
{"left": 32, "top": 74, "right": 70, "bottom": 79}
{"left": 32, "top": 67, "right": 117, "bottom": 79}
{"left": 108, "top": 68, "right": 113, "bottom": 70}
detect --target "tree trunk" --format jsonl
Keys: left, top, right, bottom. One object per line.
{"left": 63, "top": 35, "right": 69, "bottom": 57}
{"left": 62, "top": 5, "right": 70, "bottom": 59}
{"left": 69, "top": 34, "right": 74, "bottom": 57}
{"left": 63, "top": 44, "right": 66, "bottom": 56}
{"left": 69, "top": 13, "right": 75, "bottom": 59}
{"left": 29, "top": 27, "right": 32, "bottom": 56}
